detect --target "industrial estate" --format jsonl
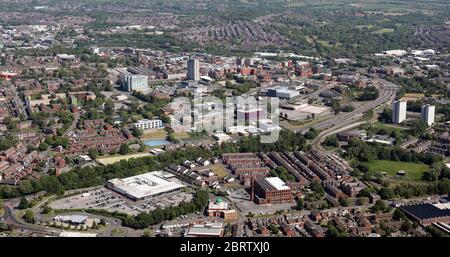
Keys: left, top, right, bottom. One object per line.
{"left": 0, "top": 0, "right": 449, "bottom": 239}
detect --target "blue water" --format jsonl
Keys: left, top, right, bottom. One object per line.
{"left": 144, "top": 139, "right": 171, "bottom": 147}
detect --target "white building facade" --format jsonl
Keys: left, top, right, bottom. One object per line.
{"left": 392, "top": 100, "right": 407, "bottom": 124}
{"left": 122, "top": 74, "right": 148, "bottom": 92}
{"left": 133, "top": 119, "right": 163, "bottom": 130}
{"left": 421, "top": 104, "right": 435, "bottom": 126}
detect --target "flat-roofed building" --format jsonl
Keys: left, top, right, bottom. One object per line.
{"left": 122, "top": 74, "right": 148, "bottom": 92}
{"left": 399, "top": 203, "right": 450, "bottom": 226}
{"left": 106, "top": 171, "right": 186, "bottom": 201}
{"left": 184, "top": 222, "right": 224, "bottom": 237}
{"left": 252, "top": 177, "right": 292, "bottom": 204}
{"left": 59, "top": 232, "right": 97, "bottom": 237}
{"left": 206, "top": 197, "right": 238, "bottom": 221}
{"left": 133, "top": 119, "right": 163, "bottom": 130}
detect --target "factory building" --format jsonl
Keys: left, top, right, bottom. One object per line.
{"left": 251, "top": 177, "right": 293, "bottom": 204}
{"left": 267, "top": 86, "right": 300, "bottom": 99}
{"left": 400, "top": 203, "right": 450, "bottom": 226}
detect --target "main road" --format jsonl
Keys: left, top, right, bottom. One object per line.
{"left": 297, "top": 78, "right": 399, "bottom": 135}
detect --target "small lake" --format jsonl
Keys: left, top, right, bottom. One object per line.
{"left": 143, "top": 139, "right": 171, "bottom": 147}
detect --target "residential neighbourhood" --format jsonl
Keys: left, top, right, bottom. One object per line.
{"left": 0, "top": 0, "right": 449, "bottom": 241}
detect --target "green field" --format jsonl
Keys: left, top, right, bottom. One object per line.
{"left": 174, "top": 132, "right": 190, "bottom": 140}
{"left": 210, "top": 164, "right": 229, "bottom": 178}
{"left": 97, "top": 153, "right": 152, "bottom": 165}
{"left": 373, "top": 28, "right": 395, "bottom": 34}
{"left": 140, "top": 130, "right": 167, "bottom": 140}
{"left": 370, "top": 122, "right": 408, "bottom": 134}
{"left": 368, "top": 160, "right": 429, "bottom": 180}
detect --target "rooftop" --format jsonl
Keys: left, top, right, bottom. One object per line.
{"left": 400, "top": 203, "right": 450, "bottom": 220}
{"left": 107, "top": 171, "right": 185, "bottom": 199}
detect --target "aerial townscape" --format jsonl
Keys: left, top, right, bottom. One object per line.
{"left": 0, "top": 0, "right": 449, "bottom": 239}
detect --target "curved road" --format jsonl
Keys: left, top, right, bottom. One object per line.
{"left": 2, "top": 203, "right": 61, "bottom": 236}
{"left": 297, "top": 78, "right": 398, "bottom": 135}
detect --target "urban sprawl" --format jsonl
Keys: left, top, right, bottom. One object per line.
{"left": 0, "top": 0, "right": 449, "bottom": 238}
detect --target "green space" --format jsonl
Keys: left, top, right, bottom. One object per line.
{"left": 140, "top": 130, "right": 167, "bottom": 140}
{"left": 210, "top": 164, "right": 229, "bottom": 179}
{"left": 173, "top": 132, "right": 190, "bottom": 140}
{"left": 370, "top": 122, "right": 409, "bottom": 134}
{"left": 368, "top": 160, "right": 429, "bottom": 180}
{"left": 373, "top": 28, "right": 395, "bottom": 34}
{"left": 96, "top": 153, "right": 153, "bottom": 165}
{"left": 356, "top": 25, "right": 376, "bottom": 29}
{"left": 111, "top": 228, "right": 125, "bottom": 236}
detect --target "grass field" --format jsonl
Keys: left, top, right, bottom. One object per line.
{"left": 368, "top": 160, "right": 429, "bottom": 180}
{"left": 373, "top": 28, "right": 395, "bottom": 34}
{"left": 174, "top": 132, "right": 190, "bottom": 140}
{"left": 210, "top": 164, "right": 229, "bottom": 178}
{"left": 111, "top": 228, "right": 125, "bottom": 236}
{"left": 356, "top": 25, "right": 376, "bottom": 29}
{"left": 140, "top": 130, "right": 167, "bottom": 140}
{"left": 371, "top": 122, "right": 408, "bottom": 133}
{"left": 97, "top": 153, "right": 152, "bottom": 165}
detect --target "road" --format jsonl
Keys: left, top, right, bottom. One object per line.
{"left": 62, "top": 113, "right": 80, "bottom": 136}
{"left": 299, "top": 80, "right": 398, "bottom": 133}
{"left": 2, "top": 203, "right": 61, "bottom": 236}
{"left": 297, "top": 78, "right": 398, "bottom": 134}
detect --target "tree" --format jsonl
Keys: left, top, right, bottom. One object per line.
{"left": 38, "top": 142, "right": 49, "bottom": 151}
{"left": 356, "top": 197, "right": 369, "bottom": 206}
{"left": 371, "top": 200, "right": 387, "bottom": 213}
{"left": 310, "top": 180, "right": 324, "bottom": 196}
{"left": 268, "top": 224, "right": 279, "bottom": 234}
{"left": 378, "top": 187, "right": 395, "bottom": 200}
{"left": 41, "top": 205, "right": 52, "bottom": 214}
{"left": 305, "top": 128, "right": 318, "bottom": 140}
{"left": 132, "top": 128, "right": 143, "bottom": 138}
{"left": 324, "top": 135, "right": 339, "bottom": 147}
{"left": 104, "top": 99, "right": 115, "bottom": 116}
{"left": 408, "top": 119, "right": 428, "bottom": 137}
{"left": 339, "top": 198, "right": 352, "bottom": 207}
{"left": 23, "top": 210, "right": 35, "bottom": 224}
{"left": 295, "top": 198, "right": 304, "bottom": 211}
{"left": 142, "top": 229, "right": 154, "bottom": 237}
{"left": 119, "top": 144, "right": 130, "bottom": 155}
{"left": 18, "top": 197, "right": 30, "bottom": 210}
{"left": 88, "top": 148, "right": 99, "bottom": 159}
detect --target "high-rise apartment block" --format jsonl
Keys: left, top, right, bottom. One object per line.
{"left": 187, "top": 57, "right": 200, "bottom": 81}
{"left": 392, "top": 100, "right": 407, "bottom": 124}
{"left": 122, "top": 74, "right": 148, "bottom": 92}
{"left": 421, "top": 104, "right": 435, "bottom": 126}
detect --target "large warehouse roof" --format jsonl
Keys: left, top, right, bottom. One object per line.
{"left": 400, "top": 203, "right": 450, "bottom": 220}
{"left": 107, "top": 171, "right": 185, "bottom": 200}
